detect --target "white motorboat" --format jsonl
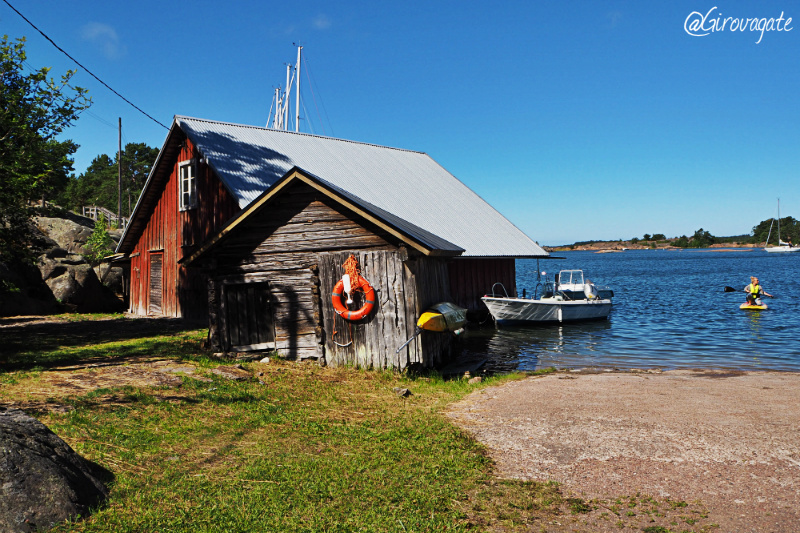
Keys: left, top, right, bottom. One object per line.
{"left": 547, "top": 269, "right": 614, "bottom": 300}
{"left": 481, "top": 269, "right": 613, "bottom": 325}
{"left": 765, "top": 199, "right": 800, "bottom": 253}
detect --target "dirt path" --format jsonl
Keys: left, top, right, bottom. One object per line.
{"left": 447, "top": 370, "right": 800, "bottom": 532}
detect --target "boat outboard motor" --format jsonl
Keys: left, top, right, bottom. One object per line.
{"left": 584, "top": 281, "right": 599, "bottom": 300}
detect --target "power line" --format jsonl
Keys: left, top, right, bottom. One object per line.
{"left": 2, "top": 0, "right": 169, "bottom": 130}
{"left": 303, "top": 55, "right": 333, "bottom": 137}
{"left": 21, "top": 58, "right": 115, "bottom": 129}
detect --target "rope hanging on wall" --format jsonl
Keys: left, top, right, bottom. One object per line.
{"left": 342, "top": 254, "right": 361, "bottom": 284}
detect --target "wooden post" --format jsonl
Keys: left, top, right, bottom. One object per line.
{"left": 117, "top": 117, "right": 122, "bottom": 228}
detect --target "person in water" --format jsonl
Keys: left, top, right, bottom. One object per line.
{"left": 744, "top": 276, "right": 773, "bottom": 305}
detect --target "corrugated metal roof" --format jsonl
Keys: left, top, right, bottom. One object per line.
{"left": 300, "top": 169, "right": 465, "bottom": 254}
{"left": 182, "top": 168, "right": 466, "bottom": 266}
{"left": 176, "top": 116, "right": 548, "bottom": 257}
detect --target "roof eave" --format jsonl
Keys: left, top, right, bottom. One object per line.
{"left": 115, "top": 118, "right": 182, "bottom": 254}
{"left": 182, "top": 167, "right": 464, "bottom": 266}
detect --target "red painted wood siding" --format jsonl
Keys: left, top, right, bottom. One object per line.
{"left": 129, "top": 137, "right": 240, "bottom": 317}
{"left": 448, "top": 258, "right": 516, "bottom": 314}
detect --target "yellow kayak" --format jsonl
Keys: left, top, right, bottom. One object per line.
{"left": 740, "top": 302, "right": 768, "bottom": 310}
{"left": 397, "top": 302, "right": 468, "bottom": 354}
{"left": 417, "top": 302, "right": 467, "bottom": 332}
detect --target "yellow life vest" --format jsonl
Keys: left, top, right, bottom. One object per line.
{"left": 747, "top": 283, "right": 761, "bottom": 296}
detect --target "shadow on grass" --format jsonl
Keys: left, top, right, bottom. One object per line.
{"left": 0, "top": 316, "right": 207, "bottom": 372}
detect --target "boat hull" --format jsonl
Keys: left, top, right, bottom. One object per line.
{"left": 764, "top": 246, "right": 800, "bottom": 253}
{"left": 417, "top": 302, "right": 467, "bottom": 332}
{"left": 481, "top": 296, "right": 612, "bottom": 325}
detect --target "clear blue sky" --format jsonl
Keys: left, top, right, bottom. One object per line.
{"left": 3, "top": 0, "right": 798, "bottom": 245}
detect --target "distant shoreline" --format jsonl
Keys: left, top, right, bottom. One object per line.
{"left": 550, "top": 247, "right": 757, "bottom": 254}
{"left": 545, "top": 242, "right": 762, "bottom": 253}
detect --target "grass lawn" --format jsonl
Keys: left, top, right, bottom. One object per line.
{"left": 1, "top": 314, "right": 573, "bottom": 532}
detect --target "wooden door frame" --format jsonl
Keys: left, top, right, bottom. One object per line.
{"left": 218, "top": 276, "right": 276, "bottom": 352}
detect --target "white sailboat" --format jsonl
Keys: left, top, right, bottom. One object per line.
{"left": 764, "top": 199, "right": 800, "bottom": 253}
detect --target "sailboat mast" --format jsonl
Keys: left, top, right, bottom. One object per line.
{"left": 295, "top": 45, "right": 302, "bottom": 133}
{"left": 284, "top": 64, "right": 291, "bottom": 130}
{"left": 267, "top": 45, "right": 308, "bottom": 133}
{"left": 764, "top": 197, "right": 799, "bottom": 252}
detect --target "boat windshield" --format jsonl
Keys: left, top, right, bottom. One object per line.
{"left": 558, "top": 270, "right": 584, "bottom": 286}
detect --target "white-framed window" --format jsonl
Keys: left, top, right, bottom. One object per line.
{"left": 179, "top": 160, "right": 197, "bottom": 210}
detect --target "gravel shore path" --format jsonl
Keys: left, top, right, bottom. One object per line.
{"left": 447, "top": 370, "right": 800, "bottom": 532}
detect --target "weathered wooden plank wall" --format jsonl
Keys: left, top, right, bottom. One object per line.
{"left": 209, "top": 257, "right": 322, "bottom": 359}
{"left": 448, "top": 258, "right": 516, "bottom": 314}
{"left": 212, "top": 185, "right": 397, "bottom": 262}
{"left": 319, "top": 250, "right": 417, "bottom": 369}
{"left": 207, "top": 183, "right": 395, "bottom": 359}
{"left": 206, "top": 181, "right": 458, "bottom": 368}
{"left": 318, "top": 251, "right": 456, "bottom": 369}
{"left": 404, "top": 256, "right": 455, "bottom": 368}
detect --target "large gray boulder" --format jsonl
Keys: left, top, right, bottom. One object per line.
{"left": 37, "top": 249, "right": 124, "bottom": 313}
{"left": 0, "top": 408, "right": 110, "bottom": 532}
{"left": 33, "top": 217, "right": 95, "bottom": 255}
{"left": 34, "top": 215, "right": 123, "bottom": 253}
{"left": 94, "top": 263, "right": 126, "bottom": 300}
{"left": 0, "top": 213, "right": 127, "bottom": 317}
{"left": 0, "top": 259, "right": 59, "bottom": 317}
{"left": 34, "top": 215, "right": 126, "bottom": 307}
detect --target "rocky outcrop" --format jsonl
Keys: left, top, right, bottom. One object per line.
{"left": 94, "top": 263, "right": 126, "bottom": 300}
{"left": 0, "top": 259, "right": 60, "bottom": 316}
{"left": 34, "top": 216, "right": 126, "bottom": 310}
{"left": 0, "top": 214, "right": 127, "bottom": 316}
{"left": 37, "top": 249, "right": 124, "bottom": 313}
{"left": 0, "top": 408, "right": 110, "bottom": 532}
{"left": 33, "top": 217, "right": 95, "bottom": 255}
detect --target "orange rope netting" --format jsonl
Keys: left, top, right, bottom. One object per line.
{"left": 342, "top": 254, "right": 361, "bottom": 286}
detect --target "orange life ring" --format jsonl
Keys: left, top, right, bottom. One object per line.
{"left": 332, "top": 275, "right": 375, "bottom": 321}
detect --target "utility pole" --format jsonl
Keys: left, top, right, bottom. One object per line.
{"left": 117, "top": 117, "right": 122, "bottom": 228}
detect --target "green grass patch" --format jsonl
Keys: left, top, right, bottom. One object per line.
{"left": 1, "top": 314, "right": 205, "bottom": 370}
{"left": 1, "top": 315, "right": 721, "bottom": 532}
{"left": 40, "top": 364, "right": 517, "bottom": 532}
{"left": 2, "top": 315, "right": 564, "bottom": 531}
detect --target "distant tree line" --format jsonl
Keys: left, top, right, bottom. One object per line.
{"left": 639, "top": 234, "right": 666, "bottom": 242}
{"left": 566, "top": 219, "right": 800, "bottom": 249}
{"left": 668, "top": 218, "right": 799, "bottom": 249}
{"left": 751, "top": 217, "right": 800, "bottom": 246}
{"left": 672, "top": 229, "right": 715, "bottom": 248}
{"left": 581, "top": 219, "right": 800, "bottom": 250}
{"left": 56, "top": 142, "right": 159, "bottom": 219}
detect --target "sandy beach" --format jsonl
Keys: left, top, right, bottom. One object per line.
{"left": 447, "top": 370, "right": 800, "bottom": 532}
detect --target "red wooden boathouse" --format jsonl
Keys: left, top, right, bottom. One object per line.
{"left": 116, "top": 117, "right": 548, "bottom": 368}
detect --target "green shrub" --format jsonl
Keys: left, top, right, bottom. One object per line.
{"left": 84, "top": 214, "right": 114, "bottom": 265}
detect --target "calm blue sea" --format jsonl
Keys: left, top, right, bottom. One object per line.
{"left": 459, "top": 249, "right": 800, "bottom": 372}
